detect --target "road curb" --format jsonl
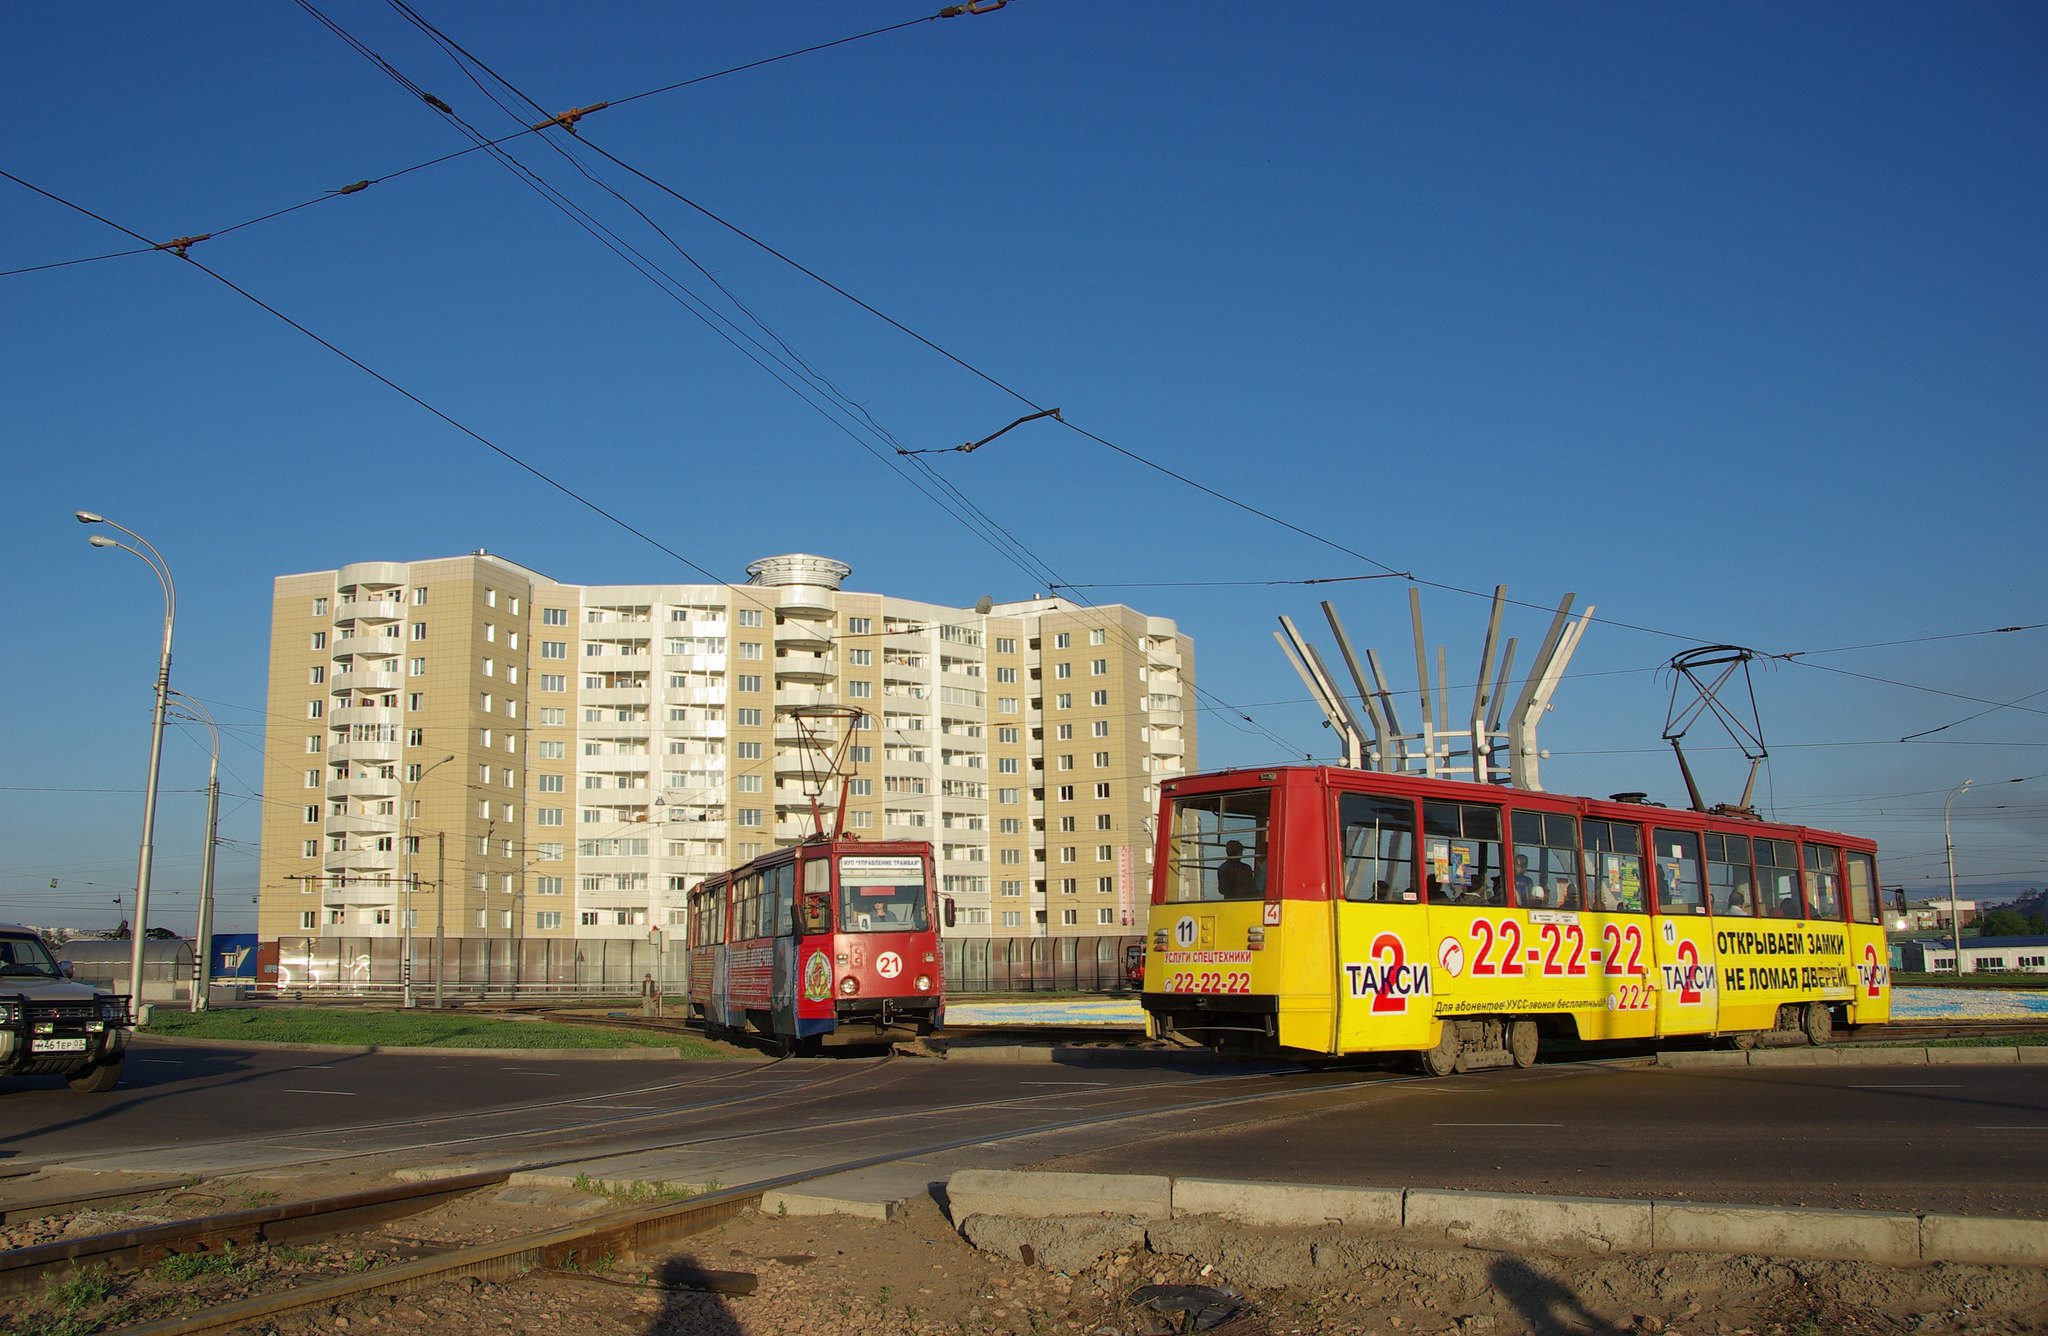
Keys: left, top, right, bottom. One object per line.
{"left": 939, "top": 1170, "right": 2048, "bottom": 1266}
{"left": 1657, "top": 1046, "right": 2028, "bottom": 1068}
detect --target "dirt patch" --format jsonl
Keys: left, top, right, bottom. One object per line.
{"left": 11, "top": 1173, "right": 2047, "bottom": 1334}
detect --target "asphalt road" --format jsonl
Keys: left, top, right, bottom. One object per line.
{"left": 1, "top": 1038, "right": 2040, "bottom": 1221}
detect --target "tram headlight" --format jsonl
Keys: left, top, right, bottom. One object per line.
{"left": 915, "top": 974, "right": 932, "bottom": 992}
{"left": 839, "top": 976, "right": 861, "bottom": 997}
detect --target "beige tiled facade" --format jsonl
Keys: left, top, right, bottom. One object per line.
{"left": 257, "top": 553, "right": 1194, "bottom": 949}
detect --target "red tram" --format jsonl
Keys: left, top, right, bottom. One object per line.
{"left": 685, "top": 837, "right": 943, "bottom": 1051}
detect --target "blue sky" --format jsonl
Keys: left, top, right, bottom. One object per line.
{"left": 4, "top": 2, "right": 2043, "bottom": 935}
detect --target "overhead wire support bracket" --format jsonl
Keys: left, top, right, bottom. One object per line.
{"left": 898, "top": 407, "right": 1062, "bottom": 456}
{"left": 938, "top": 0, "right": 1007, "bottom": 16}
{"left": 153, "top": 234, "right": 212, "bottom": 257}
{"left": 531, "top": 102, "right": 610, "bottom": 135}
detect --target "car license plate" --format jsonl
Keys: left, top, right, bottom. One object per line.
{"left": 35, "top": 1038, "right": 87, "bottom": 1053}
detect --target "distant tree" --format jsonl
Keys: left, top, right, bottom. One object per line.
{"left": 2027, "top": 912, "right": 2048, "bottom": 936}
{"left": 1975, "top": 908, "right": 2030, "bottom": 939}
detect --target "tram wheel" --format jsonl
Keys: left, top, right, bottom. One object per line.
{"left": 1418, "top": 1024, "right": 1460, "bottom": 1077}
{"left": 1801, "top": 1002, "right": 1834, "bottom": 1046}
{"left": 1507, "top": 1020, "right": 1539, "bottom": 1068}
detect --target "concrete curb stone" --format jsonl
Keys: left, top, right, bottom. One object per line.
{"left": 948, "top": 1168, "right": 1171, "bottom": 1221}
{"left": 1928, "top": 1046, "right": 2018, "bottom": 1064}
{"left": 1653, "top": 1200, "right": 1919, "bottom": 1264}
{"left": 1172, "top": 1178, "right": 1400, "bottom": 1230}
{"left": 940, "top": 1170, "right": 2048, "bottom": 1267}
{"left": 1404, "top": 1187, "right": 1652, "bottom": 1254}
{"left": 1920, "top": 1212, "right": 2048, "bottom": 1265}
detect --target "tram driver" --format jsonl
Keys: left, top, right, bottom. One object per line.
{"left": 1217, "top": 840, "right": 1258, "bottom": 899}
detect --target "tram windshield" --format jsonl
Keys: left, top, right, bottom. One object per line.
{"left": 1164, "top": 787, "right": 1270, "bottom": 903}
{"left": 838, "top": 854, "right": 930, "bottom": 933}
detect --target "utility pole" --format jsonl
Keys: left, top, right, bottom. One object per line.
{"left": 434, "top": 831, "right": 446, "bottom": 1008}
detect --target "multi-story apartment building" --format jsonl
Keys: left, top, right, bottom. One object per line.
{"left": 257, "top": 552, "right": 1195, "bottom": 958}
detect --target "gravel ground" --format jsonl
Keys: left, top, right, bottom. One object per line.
{"left": 9, "top": 1174, "right": 2046, "bottom": 1335}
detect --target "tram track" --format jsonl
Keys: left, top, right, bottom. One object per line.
{"left": 6, "top": 1060, "right": 1435, "bottom": 1331}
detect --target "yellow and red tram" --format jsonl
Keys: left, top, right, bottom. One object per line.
{"left": 1141, "top": 766, "right": 1888, "bottom": 1072}
{"left": 687, "top": 837, "right": 943, "bottom": 1051}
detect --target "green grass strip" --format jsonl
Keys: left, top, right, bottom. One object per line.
{"left": 140, "top": 1006, "right": 728, "bottom": 1057}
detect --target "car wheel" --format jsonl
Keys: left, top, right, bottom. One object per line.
{"left": 66, "top": 1056, "right": 124, "bottom": 1094}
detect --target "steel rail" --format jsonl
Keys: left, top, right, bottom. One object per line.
{"left": 31, "top": 1064, "right": 1423, "bottom": 1331}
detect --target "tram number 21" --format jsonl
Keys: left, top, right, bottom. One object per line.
{"left": 1163, "top": 971, "right": 1252, "bottom": 995}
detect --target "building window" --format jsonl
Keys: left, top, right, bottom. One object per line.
{"left": 1095, "top": 783, "right": 1112, "bottom": 799}
{"left": 1055, "top": 693, "right": 1072, "bottom": 710}
{"left": 536, "top": 911, "right": 563, "bottom": 930}
{"left": 311, "top": 631, "right": 326, "bottom": 650}
{"left": 1055, "top": 662, "right": 1072, "bottom": 679}
{"left": 847, "top": 680, "right": 872, "bottom": 698}
{"left": 848, "top": 616, "right": 872, "bottom": 634}
{"left": 541, "top": 640, "right": 567, "bottom": 659}
{"left": 737, "top": 808, "right": 762, "bottom": 826}
{"left": 736, "top": 674, "right": 762, "bottom": 693}
{"left": 408, "top": 657, "right": 426, "bottom": 676}
{"left": 537, "top": 808, "right": 563, "bottom": 826}
{"left": 313, "top": 597, "right": 329, "bottom": 616}
{"left": 737, "top": 708, "right": 763, "bottom": 726}
{"left": 1092, "top": 690, "right": 1109, "bottom": 706}
{"left": 1055, "top": 633, "right": 1071, "bottom": 649}
{"left": 1098, "top": 907, "right": 1116, "bottom": 925}
{"left": 1094, "top": 720, "right": 1110, "bottom": 737}
{"left": 1062, "top": 909, "right": 1078, "bottom": 926}
{"left": 543, "top": 607, "right": 567, "bottom": 626}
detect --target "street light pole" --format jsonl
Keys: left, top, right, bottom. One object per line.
{"left": 168, "top": 692, "right": 220, "bottom": 1012}
{"left": 78, "top": 511, "right": 174, "bottom": 1020}
{"left": 401, "top": 754, "right": 454, "bottom": 1008}
{"left": 1944, "top": 778, "right": 1973, "bottom": 976}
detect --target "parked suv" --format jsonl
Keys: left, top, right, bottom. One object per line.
{"left": 0, "top": 925, "right": 132, "bottom": 1092}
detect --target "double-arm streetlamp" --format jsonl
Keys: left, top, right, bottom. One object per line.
{"left": 1943, "top": 778, "right": 1973, "bottom": 975}
{"left": 78, "top": 511, "right": 173, "bottom": 1019}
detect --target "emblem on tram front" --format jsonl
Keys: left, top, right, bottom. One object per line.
{"left": 802, "top": 949, "right": 832, "bottom": 1001}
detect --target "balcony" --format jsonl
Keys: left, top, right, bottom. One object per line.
{"left": 352, "top": 597, "right": 404, "bottom": 623}
{"left": 331, "top": 705, "right": 399, "bottom": 730}
{"left": 325, "top": 775, "right": 393, "bottom": 801}
{"left": 331, "top": 669, "right": 400, "bottom": 694}
{"left": 774, "top": 655, "right": 836, "bottom": 683}
{"left": 331, "top": 737, "right": 399, "bottom": 765}
{"left": 583, "top": 686, "right": 651, "bottom": 708}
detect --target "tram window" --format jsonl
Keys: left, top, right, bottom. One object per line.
{"left": 1510, "top": 810, "right": 1580, "bottom": 910}
{"left": 1803, "top": 845, "right": 1843, "bottom": 920}
{"left": 1338, "top": 792, "right": 1417, "bottom": 903}
{"left": 1846, "top": 850, "right": 1880, "bottom": 925}
{"left": 839, "top": 855, "right": 931, "bottom": 932}
{"left": 1704, "top": 832, "right": 1758, "bottom": 917}
{"left": 1755, "top": 838, "right": 1801, "bottom": 918}
{"left": 765, "top": 862, "right": 795, "bottom": 935}
{"left": 1423, "top": 801, "right": 1504, "bottom": 906}
{"left": 1652, "top": 828, "right": 1706, "bottom": 915}
{"left": 1581, "top": 820, "right": 1646, "bottom": 913}
{"left": 1165, "top": 788, "right": 1271, "bottom": 903}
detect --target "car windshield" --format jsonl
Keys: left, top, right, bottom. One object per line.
{"left": 0, "top": 935, "right": 60, "bottom": 977}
